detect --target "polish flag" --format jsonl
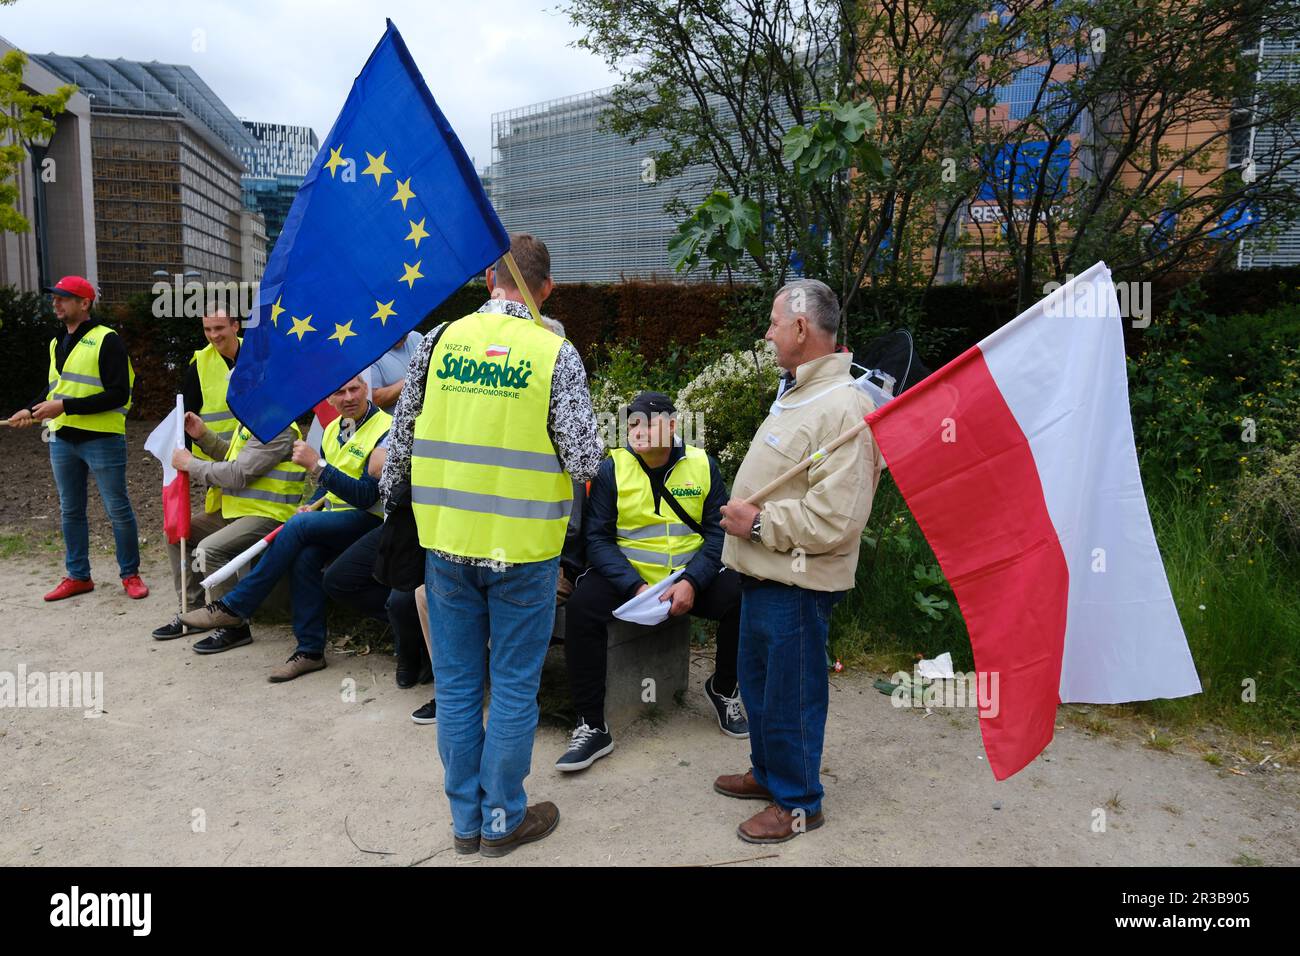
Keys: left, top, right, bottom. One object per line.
{"left": 485, "top": 344, "right": 510, "bottom": 359}
{"left": 305, "top": 398, "right": 339, "bottom": 452}
{"left": 866, "top": 262, "right": 1200, "bottom": 780}
{"left": 144, "top": 395, "right": 192, "bottom": 545}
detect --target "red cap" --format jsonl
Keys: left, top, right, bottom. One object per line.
{"left": 45, "top": 275, "right": 96, "bottom": 301}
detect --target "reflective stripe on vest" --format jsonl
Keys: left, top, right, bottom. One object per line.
{"left": 320, "top": 408, "right": 391, "bottom": 517}
{"left": 46, "top": 327, "right": 134, "bottom": 435}
{"left": 611, "top": 444, "right": 710, "bottom": 585}
{"left": 411, "top": 312, "right": 571, "bottom": 562}
{"left": 220, "top": 422, "right": 307, "bottom": 523}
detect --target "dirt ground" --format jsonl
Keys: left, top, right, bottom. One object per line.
{"left": 0, "top": 420, "right": 174, "bottom": 547}
{"left": 1, "top": 421, "right": 1297, "bottom": 866}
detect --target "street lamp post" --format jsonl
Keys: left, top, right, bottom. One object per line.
{"left": 27, "top": 127, "right": 52, "bottom": 292}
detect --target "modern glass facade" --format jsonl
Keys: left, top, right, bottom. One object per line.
{"left": 242, "top": 174, "right": 307, "bottom": 250}
{"left": 490, "top": 89, "right": 717, "bottom": 282}
{"left": 239, "top": 121, "right": 318, "bottom": 179}
{"left": 1236, "top": 35, "right": 1300, "bottom": 267}
{"left": 239, "top": 122, "right": 318, "bottom": 249}
{"left": 32, "top": 53, "right": 255, "bottom": 304}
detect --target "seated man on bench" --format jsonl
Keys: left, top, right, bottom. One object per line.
{"left": 556, "top": 391, "right": 748, "bottom": 773}
{"left": 180, "top": 374, "right": 390, "bottom": 682}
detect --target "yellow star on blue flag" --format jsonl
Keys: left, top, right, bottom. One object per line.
{"left": 229, "top": 19, "right": 508, "bottom": 441}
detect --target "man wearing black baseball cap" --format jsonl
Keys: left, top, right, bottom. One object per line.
{"left": 556, "top": 390, "right": 747, "bottom": 773}
{"left": 7, "top": 276, "right": 148, "bottom": 602}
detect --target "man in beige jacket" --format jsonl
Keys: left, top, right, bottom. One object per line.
{"left": 717, "top": 278, "right": 883, "bottom": 844}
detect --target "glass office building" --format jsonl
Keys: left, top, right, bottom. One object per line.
{"left": 490, "top": 89, "right": 718, "bottom": 282}
{"left": 32, "top": 54, "right": 257, "bottom": 303}
{"left": 239, "top": 122, "right": 319, "bottom": 248}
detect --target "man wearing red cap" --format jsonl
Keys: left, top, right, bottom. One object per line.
{"left": 7, "top": 276, "right": 149, "bottom": 601}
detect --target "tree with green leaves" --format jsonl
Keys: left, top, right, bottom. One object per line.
{"left": 0, "top": 45, "right": 76, "bottom": 235}
{"left": 567, "top": 0, "right": 1300, "bottom": 324}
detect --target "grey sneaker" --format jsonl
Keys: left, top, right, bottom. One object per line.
{"left": 179, "top": 600, "right": 244, "bottom": 630}
{"left": 268, "top": 652, "right": 326, "bottom": 683}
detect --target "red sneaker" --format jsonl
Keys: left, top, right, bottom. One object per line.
{"left": 44, "top": 577, "right": 95, "bottom": 602}
{"left": 121, "top": 575, "right": 150, "bottom": 600}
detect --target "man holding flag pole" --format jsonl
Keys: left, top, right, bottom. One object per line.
{"left": 717, "top": 279, "right": 883, "bottom": 846}
{"left": 145, "top": 397, "right": 306, "bottom": 645}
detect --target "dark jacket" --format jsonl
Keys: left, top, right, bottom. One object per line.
{"left": 561, "top": 478, "right": 587, "bottom": 579}
{"left": 584, "top": 441, "right": 729, "bottom": 600}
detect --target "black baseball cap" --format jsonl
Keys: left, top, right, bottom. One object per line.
{"left": 627, "top": 391, "right": 676, "bottom": 417}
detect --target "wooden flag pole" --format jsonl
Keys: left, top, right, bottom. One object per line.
{"left": 180, "top": 537, "right": 188, "bottom": 614}
{"left": 742, "top": 416, "right": 871, "bottom": 506}
{"left": 501, "top": 250, "right": 545, "bottom": 327}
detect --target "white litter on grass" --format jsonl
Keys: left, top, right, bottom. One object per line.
{"left": 916, "top": 652, "right": 956, "bottom": 680}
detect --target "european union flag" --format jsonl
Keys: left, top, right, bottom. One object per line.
{"left": 229, "top": 20, "right": 508, "bottom": 441}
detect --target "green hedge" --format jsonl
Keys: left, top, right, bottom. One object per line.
{"left": 8, "top": 263, "right": 1300, "bottom": 420}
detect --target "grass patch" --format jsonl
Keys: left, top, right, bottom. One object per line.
{"left": 828, "top": 474, "right": 1300, "bottom": 750}
{"left": 0, "top": 527, "right": 63, "bottom": 557}
{"left": 1140, "top": 486, "right": 1300, "bottom": 740}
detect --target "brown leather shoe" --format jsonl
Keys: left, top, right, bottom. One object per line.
{"left": 480, "top": 802, "right": 560, "bottom": 858}
{"left": 737, "top": 803, "right": 825, "bottom": 844}
{"left": 454, "top": 834, "right": 480, "bottom": 855}
{"left": 268, "top": 652, "right": 326, "bottom": 683}
{"left": 713, "top": 769, "right": 772, "bottom": 801}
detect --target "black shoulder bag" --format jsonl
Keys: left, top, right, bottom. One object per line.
{"left": 372, "top": 321, "right": 454, "bottom": 592}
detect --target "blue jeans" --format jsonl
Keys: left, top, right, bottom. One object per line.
{"left": 49, "top": 432, "right": 139, "bottom": 580}
{"left": 424, "top": 550, "right": 559, "bottom": 840}
{"left": 737, "top": 582, "right": 839, "bottom": 816}
{"left": 221, "top": 508, "right": 379, "bottom": 654}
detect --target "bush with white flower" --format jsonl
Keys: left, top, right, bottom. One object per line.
{"left": 675, "top": 340, "right": 781, "bottom": 480}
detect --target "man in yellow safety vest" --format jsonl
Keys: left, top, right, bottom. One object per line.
{"left": 381, "top": 233, "right": 603, "bottom": 858}
{"left": 556, "top": 391, "right": 747, "bottom": 775}
{"left": 6, "top": 275, "right": 148, "bottom": 602}
{"left": 149, "top": 408, "right": 306, "bottom": 648}
{"left": 179, "top": 374, "right": 389, "bottom": 682}
{"left": 181, "top": 309, "right": 242, "bottom": 513}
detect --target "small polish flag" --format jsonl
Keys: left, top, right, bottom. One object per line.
{"left": 866, "top": 262, "right": 1200, "bottom": 780}
{"left": 306, "top": 399, "right": 339, "bottom": 453}
{"left": 144, "top": 395, "right": 192, "bottom": 545}
{"left": 485, "top": 344, "right": 510, "bottom": 359}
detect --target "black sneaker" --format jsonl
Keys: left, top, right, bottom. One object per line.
{"left": 411, "top": 699, "right": 437, "bottom": 725}
{"left": 192, "top": 625, "right": 253, "bottom": 655}
{"left": 705, "top": 676, "right": 750, "bottom": 739}
{"left": 554, "top": 720, "right": 613, "bottom": 773}
{"left": 152, "top": 615, "right": 208, "bottom": 641}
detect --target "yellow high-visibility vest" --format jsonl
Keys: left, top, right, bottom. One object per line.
{"left": 46, "top": 326, "right": 134, "bottom": 435}
{"left": 611, "top": 444, "right": 709, "bottom": 584}
{"left": 220, "top": 422, "right": 307, "bottom": 523}
{"left": 191, "top": 339, "right": 241, "bottom": 512}
{"left": 320, "top": 407, "right": 391, "bottom": 517}
{"left": 411, "top": 312, "right": 571, "bottom": 562}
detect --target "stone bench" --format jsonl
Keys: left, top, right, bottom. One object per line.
{"left": 550, "top": 608, "right": 692, "bottom": 729}
{"left": 602, "top": 615, "right": 691, "bottom": 729}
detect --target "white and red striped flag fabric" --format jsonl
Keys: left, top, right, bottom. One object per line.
{"left": 866, "top": 262, "right": 1200, "bottom": 779}
{"left": 144, "top": 395, "right": 192, "bottom": 545}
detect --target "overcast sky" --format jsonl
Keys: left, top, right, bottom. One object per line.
{"left": 3, "top": 0, "right": 621, "bottom": 168}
